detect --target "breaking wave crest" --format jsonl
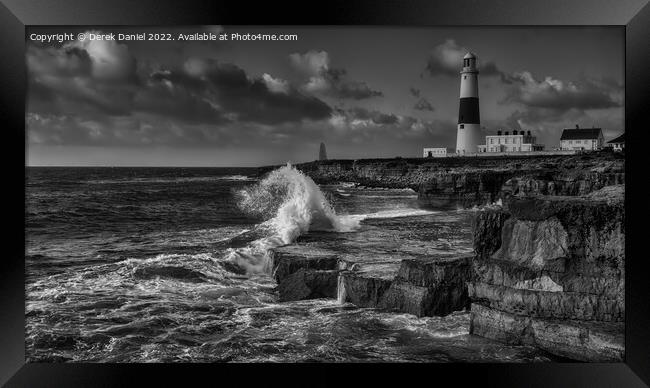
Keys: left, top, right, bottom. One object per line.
{"left": 225, "top": 163, "right": 360, "bottom": 273}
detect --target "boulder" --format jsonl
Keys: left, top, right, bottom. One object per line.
{"left": 469, "top": 282, "right": 624, "bottom": 322}
{"left": 277, "top": 269, "right": 339, "bottom": 302}
{"left": 337, "top": 270, "right": 393, "bottom": 308}
{"left": 395, "top": 256, "right": 471, "bottom": 287}
{"left": 470, "top": 303, "right": 624, "bottom": 362}
{"left": 379, "top": 256, "right": 471, "bottom": 317}
{"left": 269, "top": 246, "right": 338, "bottom": 283}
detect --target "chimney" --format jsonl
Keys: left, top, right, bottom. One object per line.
{"left": 505, "top": 131, "right": 509, "bottom": 135}
{"left": 497, "top": 130, "right": 502, "bottom": 135}
{"left": 513, "top": 130, "right": 518, "bottom": 135}
{"left": 576, "top": 124, "right": 579, "bottom": 129}
{"left": 527, "top": 130, "right": 531, "bottom": 136}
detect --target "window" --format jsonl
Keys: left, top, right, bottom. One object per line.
{"left": 463, "top": 75, "right": 467, "bottom": 79}
{"left": 490, "top": 139, "right": 494, "bottom": 144}
{"left": 459, "top": 124, "right": 464, "bottom": 129}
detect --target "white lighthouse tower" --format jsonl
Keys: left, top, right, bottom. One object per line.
{"left": 455, "top": 52, "right": 482, "bottom": 155}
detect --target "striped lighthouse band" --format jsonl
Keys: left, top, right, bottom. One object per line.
{"left": 458, "top": 97, "right": 480, "bottom": 124}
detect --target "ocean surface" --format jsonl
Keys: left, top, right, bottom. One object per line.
{"left": 26, "top": 165, "right": 555, "bottom": 362}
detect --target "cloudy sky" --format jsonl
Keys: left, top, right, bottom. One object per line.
{"left": 26, "top": 26, "right": 624, "bottom": 166}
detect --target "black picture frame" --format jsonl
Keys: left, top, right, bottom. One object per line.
{"left": 2, "top": 0, "right": 649, "bottom": 386}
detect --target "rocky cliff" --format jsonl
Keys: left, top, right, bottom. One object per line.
{"left": 269, "top": 246, "right": 473, "bottom": 317}
{"left": 258, "top": 152, "right": 625, "bottom": 207}
{"left": 258, "top": 152, "right": 625, "bottom": 362}
{"left": 468, "top": 185, "right": 625, "bottom": 361}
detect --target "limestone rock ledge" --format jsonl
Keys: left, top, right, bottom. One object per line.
{"left": 270, "top": 245, "right": 472, "bottom": 317}
{"left": 336, "top": 255, "right": 472, "bottom": 317}
{"left": 269, "top": 245, "right": 339, "bottom": 283}
{"left": 470, "top": 304, "right": 624, "bottom": 362}
{"left": 468, "top": 185, "right": 625, "bottom": 361}
{"left": 269, "top": 245, "right": 339, "bottom": 302}
{"left": 378, "top": 257, "right": 472, "bottom": 317}
{"left": 277, "top": 268, "right": 338, "bottom": 302}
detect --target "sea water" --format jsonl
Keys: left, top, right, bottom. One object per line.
{"left": 25, "top": 164, "right": 554, "bottom": 362}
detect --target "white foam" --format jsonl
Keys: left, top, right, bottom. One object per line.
{"left": 229, "top": 163, "right": 363, "bottom": 273}
{"left": 229, "top": 164, "right": 437, "bottom": 274}
{"left": 216, "top": 175, "right": 253, "bottom": 181}
{"left": 338, "top": 208, "right": 436, "bottom": 225}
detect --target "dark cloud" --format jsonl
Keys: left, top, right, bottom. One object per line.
{"left": 500, "top": 71, "right": 621, "bottom": 111}
{"left": 27, "top": 39, "right": 138, "bottom": 116}
{"left": 27, "top": 32, "right": 333, "bottom": 147}
{"left": 408, "top": 87, "right": 433, "bottom": 111}
{"left": 345, "top": 107, "right": 399, "bottom": 125}
{"left": 290, "top": 50, "right": 383, "bottom": 100}
{"left": 149, "top": 58, "right": 332, "bottom": 125}
{"left": 324, "top": 106, "right": 457, "bottom": 151}
{"left": 481, "top": 62, "right": 507, "bottom": 77}
{"left": 425, "top": 39, "right": 506, "bottom": 78}
{"left": 413, "top": 98, "right": 434, "bottom": 111}
{"left": 324, "top": 68, "right": 383, "bottom": 99}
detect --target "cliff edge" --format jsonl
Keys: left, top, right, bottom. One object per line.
{"left": 469, "top": 185, "right": 625, "bottom": 361}
{"left": 258, "top": 152, "right": 624, "bottom": 207}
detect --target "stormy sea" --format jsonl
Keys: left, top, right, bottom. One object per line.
{"left": 26, "top": 164, "right": 556, "bottom": 362}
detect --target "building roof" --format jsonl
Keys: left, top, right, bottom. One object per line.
{"left": 463, "top": 52, "right": 476, "bottom": 59}
{"left": 560, "top": 128, "right": 602, "bottom": 140}
{"left": 607, "top": 133, "right": 624, "bottom": 144}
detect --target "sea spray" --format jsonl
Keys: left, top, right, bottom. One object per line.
{"left": 225, "top": 164, "right": 437, "bottom": 274}
{"left": 337, "top": 273, "right": 348, "bottom": 304}
{"left": 225, "top": 163, "right": 360, "bottom": 273}
{"left": 237, "top": 163, "right": 361, "bottom": 239}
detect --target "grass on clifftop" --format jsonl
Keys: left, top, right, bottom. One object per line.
{"left": 297, "top": 150, "right": 624, "bottom": 168}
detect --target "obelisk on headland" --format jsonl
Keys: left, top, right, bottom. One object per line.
{"left": 319, "top": 142, "right": 328, "bottom": 161}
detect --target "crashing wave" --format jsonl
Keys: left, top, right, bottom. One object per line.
{"left": 225, "top": 163, "right": 360, "bottom": 273}
{"left": 224, "top": 163, "right": 437, "bottom": 274}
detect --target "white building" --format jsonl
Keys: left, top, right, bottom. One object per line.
{"left": 423, "top": 147, "right": 451, "bottom": 158}
{"left": 606, "top": 133, "right": 624, "bottom": 151}
{"left": 478, "top": 130, "right": 544, "bottom": 153}
{"left": 560, "top": 126, "right": 604, "bottom": 151}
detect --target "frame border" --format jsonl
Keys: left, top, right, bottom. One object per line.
{"left": 3, "top": 0, "right": 649, "bottom": 386}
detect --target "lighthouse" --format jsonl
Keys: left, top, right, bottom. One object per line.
{"left": 456, "top": 52, "right": 481, "bottom": 155}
